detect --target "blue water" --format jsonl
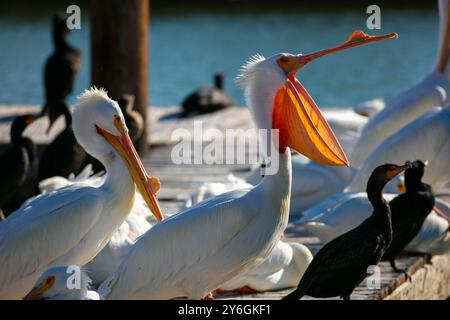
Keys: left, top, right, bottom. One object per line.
{"left": 0, "top": 1, "right": 438, "bottom": 107}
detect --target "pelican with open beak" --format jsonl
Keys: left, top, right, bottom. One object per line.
{"left": 0, "top": 88, "right": 163, "bottom": 299}
{"left": 99, "top": 30, "right": 395, "bottom": 300}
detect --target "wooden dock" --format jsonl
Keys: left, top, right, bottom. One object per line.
{"left": 1, "top": 105, "right": 449, "bottom": 300}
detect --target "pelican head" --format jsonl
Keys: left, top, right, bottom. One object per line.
{"left": 23, "top": 266, "right": 92, "bottom": 300}
{"left": 237, "top": 31, "right": 397, "bottom": 167}
{"left": 72, "top": 88, "right": 163, "bottom": 221}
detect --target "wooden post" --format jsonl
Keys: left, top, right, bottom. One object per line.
{"left": 90, "top": 0, "right": 149, "bottom": 152}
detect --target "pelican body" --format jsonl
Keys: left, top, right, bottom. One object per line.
{"left": 0, "top": 89, "right": 163, "bottom": 299}
{"left": 186, "top": 178, "right": 313, "bottom": 293}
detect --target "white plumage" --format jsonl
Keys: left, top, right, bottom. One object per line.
{"left": 186, "top": 174, "right": 313, "bottom": 293}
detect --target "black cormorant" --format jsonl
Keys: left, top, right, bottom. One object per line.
{"left": 118, "top": 94, "right": 144, "bottom": 144}
{"left": 181, "top": 73, "right": 234, "bottom": 116}
{"left": 383, "top": 160, "right": 434, "bottom": 274}
{"left": 283, "top": 162, "right": 411, "bottom": 300}
{"left": 0, "top": 114, "right": 37, "bottom": 216}
{"left": 42, "top": 14, "right": 81, "bottom": 116}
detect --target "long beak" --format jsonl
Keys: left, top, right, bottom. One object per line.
{"left": 296, "top": 31, "right": 397, "bottom": 69}
{"left": 273, "top": 31, "right": 397, "bottom": 166}
{"left": 25, "top": 114, "right": 39, "bottom": 125}
{"left": 96, "top": 118, "right": 164, "bottom": 221}
{"left": 23, "top": 286, "right": 44, "bottom": 300}
{"left": 23, "top": 276, "right": 55, "bottom": 300}
{"left": 388, "top": 162, "right": 412, "bottom": 180}
{"left": 46, "top": 115, "right": 58, "bottom": 134}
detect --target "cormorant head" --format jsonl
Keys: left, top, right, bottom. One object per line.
{"left": 47, "top": 101, "right": 71, "bottom": 133}
{"left": 367, "top": 162, "right": 412, "bottom": 194}
{"left": 52, "top": 13, "right": 69, "bottom": 46}
{"left": 10, "top": 114, "right": 38, "bottom": 144}
{"left": 214, "top": 73, "right": 225, "bottom": 90}
{"left": 118, "top": 94, "right": 135, "bottom": 114}
{"left": 404, "top": 160, "right": 427, "bottom": 192}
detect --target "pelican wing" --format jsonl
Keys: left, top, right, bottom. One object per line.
{"left": 105, "top": 188, "right": 266, "bottom": 299}
{"left": 0, "top": 185, "right": 103, "bottom": 293}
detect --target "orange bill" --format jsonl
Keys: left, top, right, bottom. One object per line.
{"left": 273, "top": 30, "right": 398, "bottom": 166}
{"left": 297, "top": 31, "right": 397, "bottom": 68}
{"left": 273, "top": 78, "right": 349, "bottom": 166}
{"left": 23, "top": 276, "right": 55, "bottom": 300}
{"left": 96, "top": 116, "right": 164, "bottom": 221}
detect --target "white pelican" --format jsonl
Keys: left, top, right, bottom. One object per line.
{"left": 217, "top": 241, "right": 312, "bottom": 293}
{"left": 23, "top": 266, "right": 99, "bottom": 300}
{"left": 100, "top": 30, "right": 395, "bottom": 300}
{"left": 295, "top": 193, "right": 450, "bottom": 254}
{"left": 347, "top": 107, "right": 450, "bottom": 193}
{"left": 0, "top": 88, "right": 163, "bottom": 299}
{"left": 36, "top": 167, "right": 154, "bottom": 285}
{"left": 350, "top": 0, "right": 450, "bottom": 167}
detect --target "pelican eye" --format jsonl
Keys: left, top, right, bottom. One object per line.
{"left": 113, "top": 115, "right": 126, "bottom": 134}
{"left": 44, "top": 275, "right": 55, "bottom": 289}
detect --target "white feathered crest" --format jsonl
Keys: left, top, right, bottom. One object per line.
{"left": 235, "top": 54, "right": 266, "bottom": 88}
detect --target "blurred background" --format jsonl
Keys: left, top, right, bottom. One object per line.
{"left": 0, "top": 0, "right": 437, "bottom": 107}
